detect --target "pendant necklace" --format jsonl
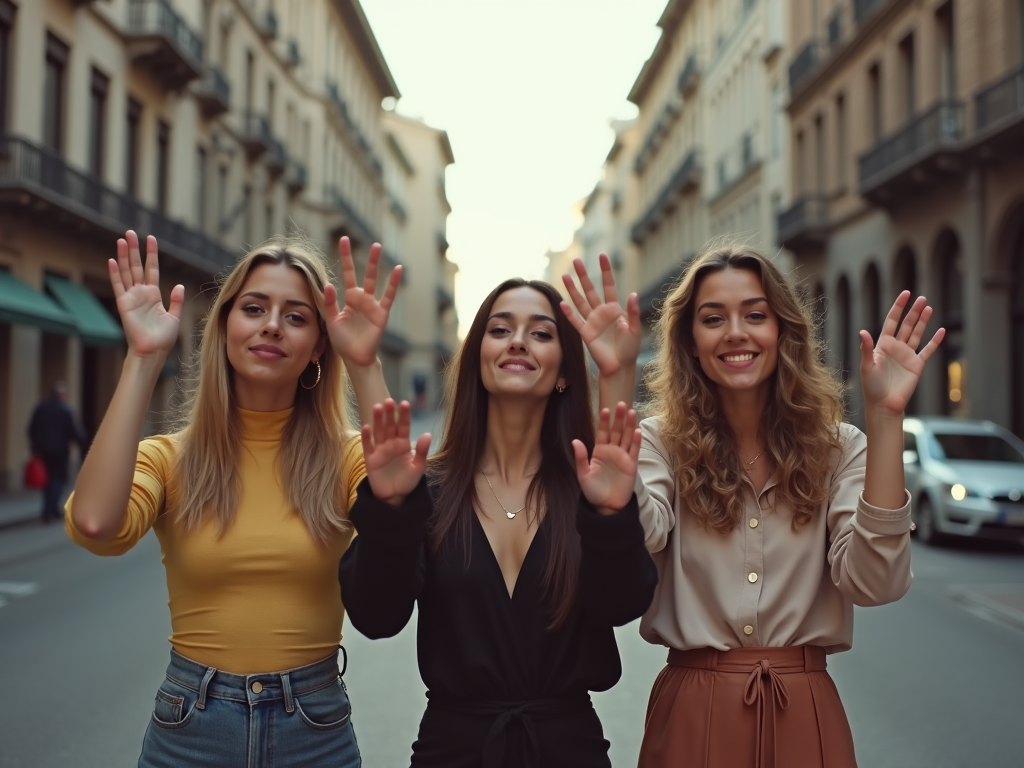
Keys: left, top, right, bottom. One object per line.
{"left": 743, "top": 450, "right": 764, "bottom": 473}
{"left": 481, "top": 473, "right": 526, "bottom": 520}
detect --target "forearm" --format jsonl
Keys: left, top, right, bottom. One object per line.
{"left": 345, "top": 357, "right": 388, "bottom": 425}
{"left": 862, "top": 404, "right": 907, "bottom": 510}
{"left": 597, "top": 364, "right": 637, "bottom": 415}
{"left": 71, "top": 352, "right": 163, "bottom": 538}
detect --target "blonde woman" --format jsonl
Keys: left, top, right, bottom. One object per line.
{"left": 564, "top": 245, "right": 943, "bottom": 768}
{"left": 66, "top": 230, "right": 400, "bottom": 768}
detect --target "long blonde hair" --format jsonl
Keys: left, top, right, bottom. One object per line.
{"left": 644, "top": 243, "right": 845, "bottom": 532}
{"left": 171, "top": 235, "right": 355, "bottom": 544}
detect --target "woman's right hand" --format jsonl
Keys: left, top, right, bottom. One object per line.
{"left": 362, "top": 399, "right": 432, "bottom": 506}
{"left": 108, "top": 231, "right": 184, "bottom": 358}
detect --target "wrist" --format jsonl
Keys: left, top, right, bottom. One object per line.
{"left": 864, "top": 403, "right": 904, "bottom": 424}
{"left": 123, "top": 349, "right": 168, "bottom": 376}
{"left": 342, "top": 355, "right": 382, "bottom": 376}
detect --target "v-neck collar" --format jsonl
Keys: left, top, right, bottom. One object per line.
{"left": 472, "top": 512, "right": 543, "bottom": 601}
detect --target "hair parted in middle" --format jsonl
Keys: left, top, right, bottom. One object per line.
{"left": 170, "top": 234, "right": 356, "bottom": 545}
{"left": 427, "top": 279, "right": 595, "bottom": 628}
{"left": 643, "top": 241, "right": 845, "bottom": 533}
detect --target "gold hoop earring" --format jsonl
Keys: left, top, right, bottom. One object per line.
{"left": 300, "top": 359, "right": 322, "bottom": 390}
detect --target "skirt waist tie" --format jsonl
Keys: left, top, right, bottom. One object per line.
{"left": 667, "top": 645, "right": 827, "bottom": 768}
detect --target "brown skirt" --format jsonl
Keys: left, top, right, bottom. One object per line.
{"left": 637, "top": 646, "right": 857, "bottom": 768}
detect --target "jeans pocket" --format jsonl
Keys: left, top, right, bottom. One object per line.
{"left": 150, "top": 677, "right": 197, "bottom": 730}
{"left": 294, "top": 679, "right": 352, "bottom": 731}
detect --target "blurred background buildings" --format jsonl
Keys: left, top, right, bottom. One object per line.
{"left": 0, "top": 0, "right": 457, "bottom": 492}
{"left": 549, "top": 0, "right": 1024, "bottom": 436}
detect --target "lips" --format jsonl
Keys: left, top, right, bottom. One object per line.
{"left": 499, "top": 358, "right": 535, "bottom": 372}
{"left": 250, "top": 344, "right": 286, "bottom": 359}
{"left": 719, "top": 350, "right": 759, "bottom": 367}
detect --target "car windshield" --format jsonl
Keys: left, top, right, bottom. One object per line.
{"left": 930, "top": 432, "right": 1024, "bottom": 463}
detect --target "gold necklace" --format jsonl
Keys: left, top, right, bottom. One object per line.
{"left": 481, "top": 473, "right": 526, "bottom": 520}
{"left": 743, "top": 450, "right": 764, "bottom": 473}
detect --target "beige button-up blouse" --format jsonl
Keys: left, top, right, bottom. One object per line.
{"left": 636, "top": 418, "right": 913, "bottom": 654}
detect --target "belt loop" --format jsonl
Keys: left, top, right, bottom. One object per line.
{"left": 281, "top": 672, "right": 295, "bottom": 713}
{"left": 195, "top": 666, "right": 216, "bottom": 710}
{"left": 338, "top": 644, "right": 348, "bottom": 677}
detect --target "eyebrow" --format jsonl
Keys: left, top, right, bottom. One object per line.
{"left": 239, "top": 291, "right": 315, "bottom": 313}
{"left": 483, "top": 313, "right": 557, "bottom": 325}
{"left": 696, "top": 297, "right": 769, "bottom": 313}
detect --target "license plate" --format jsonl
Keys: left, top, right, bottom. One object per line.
{"left": 1003, "top": 508, "right": 1024, "bottom": 526}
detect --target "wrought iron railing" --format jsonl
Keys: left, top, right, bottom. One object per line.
{"left": 975, "top": 64, "right": 1024, "bottom": 133}
{"left": 0, "top": 135, "right": 235, "bottom": 272}
{"left": 858, "top": 101, "right": 964, "bottom": 189}
{"left": 631, "top": 149, "right": 702, "bottom": 244}
{"left": 677, "top": 53, "right": 700, "bottom": 94}
{"left": 326, "top": 186, "right": 378, "bottom": 244}
{"left": 853, "top": 0, "right": 887, "bottom": 26}
{"left": 196, "top": 66, "right": 230, "bottom": 106}
{"left": 788, "top": 40, "right": 819, "bottom": 93}
{"left": 127, "top": 0, "right": 203, "bottom": 69}
{"left": 777, "top": 195, "right": 829, "bottom": 245}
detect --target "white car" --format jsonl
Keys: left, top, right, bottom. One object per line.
{"left": 902, "top": 417, "right": 1024, "bottom": 545}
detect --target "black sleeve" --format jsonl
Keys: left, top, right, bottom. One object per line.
{"left": 338, "top": 477, "right": 431, "bottom": 639}
{"left": 576, "top": 493, "right": 658, "bottom": 627}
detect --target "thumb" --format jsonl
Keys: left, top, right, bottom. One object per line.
{"left": 412, "top": 433, "right": 432, "bottom": 471}
{"left": 572, "top": 439, "right": 590, "bottom": 481}
{"left": 323, "top": 283, "right": 341, "bottom": 319}
{"left": 858, "top": 330, "right": 874, "bottom": 375}
{"left": 167, "top": 284, "right": 186, "bottom": 321}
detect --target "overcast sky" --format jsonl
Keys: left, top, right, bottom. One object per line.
{"left": 359, "top": 0, "right": 668, "bottom": 336}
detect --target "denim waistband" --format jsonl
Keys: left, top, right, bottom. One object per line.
{"left": 164, "top": 649, "right": 344, "bottom": 713}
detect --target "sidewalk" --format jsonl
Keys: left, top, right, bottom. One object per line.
{"left": 0, "top": 490, "right": 48, "bottom": 531}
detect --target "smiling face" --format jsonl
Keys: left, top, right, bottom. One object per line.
{"left": 224, "top": 261, "right": 326, "bottom": 409}
{"left": 691, "top": 267, "right": 780, "bottom": 396}
{"left": 479, "top": 286, "right": 566, "bottom": 399}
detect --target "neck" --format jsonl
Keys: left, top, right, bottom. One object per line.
{"left": 479, "top": 394, "right": 546, "bottom": 481}
{"left": 717, "top": 385, "right": 769, "bottom": 447}
{"left": 232, "top": 380, "right": 297, "bottom": 412}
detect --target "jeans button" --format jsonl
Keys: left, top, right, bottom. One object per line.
{"left": 251, "top": 681, "right": 264, "bottom": 694}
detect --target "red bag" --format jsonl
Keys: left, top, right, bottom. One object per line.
{"left": 24, "top": 455, "right": 48, "bottom": 489}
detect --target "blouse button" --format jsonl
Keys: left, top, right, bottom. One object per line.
{"left": 748, "top": 572, "right": 758, "bottom": 583}
{"left": 743, "top": 625, "right": 754, "bottom": 635}
{"left": 749, "top": 518, "right": 759, "bottom": 528}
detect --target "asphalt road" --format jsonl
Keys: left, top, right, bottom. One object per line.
{"left": 1, "top": 523, "right": 1021, "bottom": 768}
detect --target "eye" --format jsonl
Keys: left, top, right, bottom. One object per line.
{"left": 701, "top": 314, "right": 724, "bottom": 325}
{"left": 488, "top": 325, "right": 510, "bottom": 336}
{"left": 532, "top": 329, "right": 554, "bottom": 340}
{"left": 748, "top": 311, "right": 768, "bottom": 321}
{"left": 242, "top": 304, "right": 264, "bottom": 314}
{"left": 285, "top": 312, "right": 308, "bottom": 324}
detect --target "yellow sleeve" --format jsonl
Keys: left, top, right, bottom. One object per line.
{"left": 342, "top": 432, "right": 367, "bottom": 510}
{"left": 65, "top": 436, "right": 174, "bottom": 556}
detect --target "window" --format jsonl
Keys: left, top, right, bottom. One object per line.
{"left": 265, "top": 202, "right": 273, "bottom": 241}
{"left": 0, "top": 0, "right": 14, "bottom": 134}
{"left": 195, "top": 146, "right": 206, "bottom": 230}
{"left": 43, "top": 32, "right": 69, "bottom": 154}
{"left": 88, "top": 68, "right": 109, "bottom": 179}
{"left": 868, "top": 63, "right": 883, "bottom": 141}
{"left": 267, "top": 78, "right": 275, "bottom": 131}
{"left": 245, "top": 50, "right": 254, "bottom": 113}
{"left": 936, "top": 3, "right": 955, "bottom": 100}
{"left": 126, "top": 97, "right": 142, "bottom": 197}
{"left": 899, "top": 33, "right": 916, "bottom": 121}
{"left": 814, "top": 113, "right": 825, "bottom": 193}
{"left": 796, "top": 130, "right": 805, "bottom": 195}
{"left": 243, "top": 184, "right": 252, "bottom": 243}
{"left": 835, "top": 94, "right": 846, "bottom": 187}
{"left": 156, "top": 120, "right": 170, "bottom": 213}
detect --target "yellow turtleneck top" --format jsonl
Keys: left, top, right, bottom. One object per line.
{"left": 66, "top": 408, "right": 365, "bottom": 674}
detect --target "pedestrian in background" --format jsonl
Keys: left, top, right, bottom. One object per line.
{"left": 27, "top": 380, "right": 87, "bottom": 523}
{"left": 339, "top": 278, "right": 658, "bottom": 768}
{"left": 564, "top": 244, "right": 944, "bottom": 768}
{"left": 66, "top": 230, "right": 400, "bottom": 768}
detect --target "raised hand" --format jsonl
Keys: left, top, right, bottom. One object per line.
{"left": 323, "top": 236, "right": 402, "bottom": 367}
{"left": 573, "top": 403, "right": 642, "bottom": 515}
{"left": 107, "top": 231, "right": 184, "bottom": 358}
{"left": 362, "top": 399, "right": 432, "bottom": 506}
{"left": 860, "top": 291, "right": 945, "bottom": 415}
{"left": 560, "top": 254, "right": 641, "bottom": 376}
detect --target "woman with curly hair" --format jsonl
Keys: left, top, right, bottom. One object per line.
{"left": 561, "top": 243, "right": 943, "bottom": 768}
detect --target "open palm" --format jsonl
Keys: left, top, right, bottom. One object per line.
{"left": 573, "top": 403, "right": 642, "bottom": 514}
{"left": 324, "top": 237, "right": 402, "bottom": 367}
{"left": 108, "top": 231, "right": 183, "bottom": 358}
{"left": 362, "top": 399, "right": 432, "bottom": 506}
{"left": 861, "top": 292, "right": 945, "bottom": 414}
{"left": 560, "top": 254, "right": 641, "bottom": 376}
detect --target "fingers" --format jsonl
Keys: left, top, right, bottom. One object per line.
{"left": 360, "top": 424, "right": 374, "bottom": 456}
{"left": 117, "top": 234, "right": 133, "bottom": 290}
{"left": 626, "top": 292, "right": 641, "bottom": 334}
{"left": 363, "top": 243, "right": 382, "bottom": 298}
{"left": 143, "top": 236, "right": 160, "bottom": 286}
{"left": 380, "top": 264, "right": 402, "bottom": 312}
{"left": 561, "top": 273, "right": 591, "bottom": 319}
{"left": 572, "top": 439, "right": 590, "bottom": 480}
{"left": 167, "top": 284, "right": 186, "bottom": 321}
{"left": 108, "top": 257, "right": 125, "bottom": 299}
{"left": 879, "top": 291, "right": 910, "bottom": 341}
{"left": 905, "top": 305, "right": 933, "bottom": 349}
{"left": 396, "top": 400, "right": 411, "bottom": 442}
{"left": 607, "top": 402, "right": 627, "bottom": 447}
{"left": 598, "top": 253, "right": 618, "bottom": 304}
{"left": 895, "top": 296, "right": 927, "bottom": 344}
{"left": 596, "top": 407, "right": 611, "bottom": 446}
{"left": 559, "top": 300, "right": 586, "bottom": 334}
{"left": 574, "top": 258, "right": 602, "bottom": 310}
{"left": 858, "top": 330, "right": 875, "bottom": 373}
{"left": 917, "top": 327, "right": 946, "bottom": 363}
{"left": 323, "top": 283, "right": 341, "bottom": 319}
{"left": 128, "top": 230, "right": 145, "bottom": 286}
{"left": 412, "top": 433, "right": 432, "bottom": 471}
{"left": 338, "top": 236, "right": 357, "bottom": 290}
{"left": 627, "top": 428, "right": 642, "bottom": 462}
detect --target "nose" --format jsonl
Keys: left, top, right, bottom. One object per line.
{"left": 261, "top": 308, "right": 283, "bottom": 337}
{"left": 508, "top": 327, "right": 527, "bottom": 352}
{"left": 724, "top": 316, "right": 748, "bottom": 342}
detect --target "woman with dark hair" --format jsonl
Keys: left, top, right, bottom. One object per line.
{"left": 338, "top": 278, "right": 658, "bottom": 768}
{"left": 564, "top": 244, "right": 944, "bottom": 768}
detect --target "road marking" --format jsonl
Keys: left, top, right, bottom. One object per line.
{"left": 947, "top": 583, "right": 1024, "bottom": 633}
{"left": 0, "top": 581, "right": 39, "bottom": 608}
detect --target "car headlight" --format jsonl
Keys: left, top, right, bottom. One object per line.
{"left": 943, "top": 483, "right": 978, "bottom": 501}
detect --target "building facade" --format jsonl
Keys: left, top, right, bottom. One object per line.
{"left": 0, "top": 0, "right": 410, "bottom": 491}
{"left": 779, "top": 0, "right": 1024, "bottom": 435}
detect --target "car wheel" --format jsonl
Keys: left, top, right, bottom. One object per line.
{"left": 916, "top": 496, "right": 944, "bottom": 546}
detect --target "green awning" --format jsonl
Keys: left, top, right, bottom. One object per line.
{"left": 0, "top": 270, "right": 77, "bottom": 335}
{"left": 45, "top": 275, "right": 123, "bottom": 346}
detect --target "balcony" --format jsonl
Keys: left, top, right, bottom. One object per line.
{"left": 788, "top": 40, "right": 819, "bottom": 94}
{"left": 326, "top": 186, "right": 377, "bottom": 247}
{"left": 193, "top": 66, "right": 230, "bottom": 117}
{"left": 285, "top": 160, "right": 307, "bottom": 193}
{"left": 676, "top": 53, "right": 700, "bottom": 98}
{"left": 240, "top": 112, "right": 272, "bottom": 158}
{"left": 858, "top": 101, "right": 966, "bottom": 205}
{"left": 827, "top": 10, "right": 843, "bottom": 47}
{"left": 0, "top": 135, "right": 234, "bottom": 275}
{"left": 286, "top": 39, "right": 301, "bottom": 67}
{"left": 265, "top": 136, "right": 286, "bottom": 175}
{"left": 974, "top": 64, "right": 1024, "bottom": 156}
{"left": 777, "top": 195, "right": 829, "bottom": 253}
{"left": 853, "top": 0, "right": 887, "bottom": 26}
{"left": 126, "top": 0, "right": 203, "bottom": 89}
{"left": 260, "top": 9, "right": 278, "bottom": 40}
{"left": 631, "top": 148, "right": 702, "bottom": 245}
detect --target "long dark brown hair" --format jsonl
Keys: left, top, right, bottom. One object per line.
{"left": 428, "top": 279, "right": 594, "bottom": 628}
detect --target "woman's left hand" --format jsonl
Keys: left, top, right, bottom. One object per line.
{"left": 323, "top": 236, "right": 402, "bottom": 367}
{"left": 860, "top": 291, "right": 945, "bottom": 415}
{"left": 573, "top": 403, "right": 642, "bottom": 515}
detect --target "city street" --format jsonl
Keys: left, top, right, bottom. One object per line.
{"left": 1, "top": 520, "right": 1022, "bottom": 768}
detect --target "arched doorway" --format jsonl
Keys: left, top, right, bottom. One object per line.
{"left": 835, "top": 275, "right": 852, "bottom": 385}
{"left": 893, "top": 247, "right": 918, "bottom": 413}
{"left": 1013, "top": 228, "right": 1024, "bottom": 438}
{"left": 935, "top": 230, "right": 966, "bottom": 416}
{"left": 862, "top": 262, "right": 882, "bottom": 341}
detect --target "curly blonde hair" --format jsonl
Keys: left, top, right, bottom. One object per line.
{"left": 643, "top": 243, "right": 845, "bottom": 532}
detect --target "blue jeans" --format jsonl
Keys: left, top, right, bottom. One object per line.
{"left": 139, "top": 649, "right": 361, "bottom": 768}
